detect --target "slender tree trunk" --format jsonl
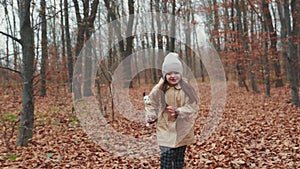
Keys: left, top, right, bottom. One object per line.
{"left": 291, "top": 0, "right": 300, "bottom": 84}
{"left": 72, "top": 0, "right": 84, "bottom": 100}
{"left": 52, "top": 0, "right": 58, "bottom": 78}
{"left": 9, "top": 1, "right": 19, "bottom": 70}
{"left": 60, "top": 0, "right": 66, "bottom": 82}
{"left": 230, "top": 0, "right": 242, "bottom": 86}
{"left": 17, "top": 0, "right": 35, "bottom": 146}
{"left": 104, "top": 0, "right": 125, "bottom": 54}
{"left": 242, "top": 1, "right": 259, "bottom": 93}
{"left": 262, "top": 29, "right": 271, "bottom": 97}
{"left": 73, "top": 0, "right": 99, "bottom": 98}
{"left": 155, "top": 0, "right": 163, "bottom": 50}
{"left": 85, "top": 0, "right": 99, "bottom": 96}
{"left": 212, "top": 0, "right": 220, "bottom": 50}
{"left": 277, "top": 0, "right": 287, "bottom": 79}
{"left": 123, "top": 0, "right": 134, "bottom": 88}
{"left": 3, "top": 1, "right": 13, "bottom": 68}
{"left": 163, "top": 0, "right": 169, "bottom": 51}
{"left": 35, "top": 22, "right": 40, "bottom": 75}
{"left": 107, "top": 13, "right": 113, "bottom": 71}
{"left": 150, "top": 0, "right": 157, "bottom": 83}
{"left": 155, "top": 0, "right": 163, "bottom": 82}
{"left": 223, "top": 0, "right": 231, "bottom": 81}
{"left": 73, "top": 0, "right": 84, "bottom": 58}
{"left": 141, "top": 40, "right": 148, "bottom": 83}
{"left": 6, "top": 28, "right": 9, "bottom": 68}
{"left": 262, "top": 0, "right": 283, "bottom": 88}
{"left": 259, "top": 7, "right": 271, "bottom": 97}
{"left": 283, "top": 0, "right": 300, "bottom": 106}
{"left": 40, "top": 0, "right": 47, "bottom": 96}
{"left": 185, "top": 0, "right": 192, "bottom": 72}
{"left": 235, "top": 0, "right": 251, "bottom": 92}
{"left": 83, "top": 1, "right": 92, "bottom": 97}
{"left": 4, "top": 1, "right": 11, "bottom": 68}
{"left": 65, "top": 0, "right": 73, "bottom": 92}
{"left": 169, "top": 0, "right": 176, "bottom": 52}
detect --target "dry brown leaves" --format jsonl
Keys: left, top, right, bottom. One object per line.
{"left": 0, "top": 82, "right": 299, "bottom": 168}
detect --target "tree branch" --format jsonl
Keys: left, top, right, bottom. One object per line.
{"left": 0, "top": 31, "right": 23, "bottom": 45}
{"left": 0, "top": 66, "right": 21, "bottom": 75}
{"left": 246, "top": 0, "right": 264, "bottom": 23}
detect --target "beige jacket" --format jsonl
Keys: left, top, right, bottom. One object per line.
{"left": 145, "top": 78, "right": 198, "bottom": 148}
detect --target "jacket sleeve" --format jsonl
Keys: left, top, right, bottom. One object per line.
{"left": 176, "top": 95, "right": 198, "bottom": 119}
{"left": 144, "top": 95, "right": 158, "bottom": 120}
{"left": 144, "top": 78, "right": 165, "bottom": 120}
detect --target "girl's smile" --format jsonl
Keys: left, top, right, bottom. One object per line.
{"left": 166, "top": 72, "right": 181, "bottom": 85}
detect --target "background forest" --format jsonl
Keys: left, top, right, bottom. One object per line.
{"left": 0, "top": 0, "right": 299, "bottom": 168}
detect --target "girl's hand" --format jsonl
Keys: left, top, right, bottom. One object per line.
{"left": 147, "top": 117, "right": 157, "bottom": 124}
{"left": 146, "top": 117, "right": 157, "bottom": 127}
{"left": 166, "top": 106, "right": 178, "bottom": 117}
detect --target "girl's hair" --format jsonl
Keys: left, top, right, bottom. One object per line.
{"left": 161, "top": 77, "right": 198, "bottom": 104}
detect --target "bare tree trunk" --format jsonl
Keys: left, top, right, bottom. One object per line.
{"left": 83, "top": 0, "right": 99, "bottom": 96}
{"left": 72, "top": 0, "right": 84, "bottom": 100}
{"left": 155, "top": 0, "right": 163, "bottom": 50}
{"left": 262, "top": 0, "right": 283, "bottom": 88}
{"left": 223, "top": 0, "right": 230, "bottom": 81}
{"left": 235, "top": 0, "right": 251, "bottom": 92}
{"left": 151, "top": 0, "right": 157, "bottom": 83}
{"left": 60, "top": 0, "right": 66, "bottom": 82}
{"left": 163, "top": 0, "right": 169, "bottom": 51}
{"left": 291, "top": 0, "right": 300, "bottom": 84}
{"left": 242, "top": 1, "right": 259, "bottom": 93}
{"left": 65, "top": 0, "right": 73, "bottom": 92}
{"left": 277, "top": 0, "right": 287, "bottom": 79}
{"left": 104, "top": 0, "right": 125, "bottom": 54}
{"left": 155, "top": 0, "right": 163, "bottom": 82}
{"left": 212, "top": 0, "right": 220, "bottom": 50}
{"left": 230, "top": 0, "right": 242, "bottom": 86}
{"left": 16, "top": 0, "right": 35, "bottom": 146}
{"left": 185, "top": 0, "right": 192, "bottom": 72}
{"left": 72, "top": 0, "right": 99, "bottom": 99}
{"left": 262, "top": 24, "right": 271, "bottom": 97}
{"left": 261, "top": 0, "right": 271, "bottom": 97}
{"left": 40, "top": 0, "right": 47, "bottom": 96}
{"left": 10, "top": 1, "right": 19, "bottom": 70}
{"left": 6, "top": 27, "right": 9, "bottom": 68}
{"left": 107, "top": 13, "right": 113, "bottom": 71}
{"left": 51, "top": 0, "right": 59, "bottom": 78}
{"left": 283, "top": 0, "right": 300, "bottom": 106}
{"left": 169, "top": 0, "right": 176, "bottom": 52}
{"left": 124, "top": 0, "right": 134, "bottom": 88}
{"left": 3, "top": 1, "right": 11, "bottom": 68}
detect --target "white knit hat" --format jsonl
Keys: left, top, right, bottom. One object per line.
{"left": 162, "top": 52, "right": 183, "bottom": 77}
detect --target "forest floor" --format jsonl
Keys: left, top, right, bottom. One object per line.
{"left": 0, "top": 81, "right": 299, "bottom": 169}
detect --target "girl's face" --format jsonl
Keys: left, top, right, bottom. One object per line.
{"left": 166, "top": 72, "right": 181, "bottom": 85}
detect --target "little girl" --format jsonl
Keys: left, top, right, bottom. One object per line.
{"left": 145, "top": 52, "right": 198, "bottom": 169}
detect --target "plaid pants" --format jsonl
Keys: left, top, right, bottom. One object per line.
{"left": 159, "top": 145, "right": 187, "bottom": 169}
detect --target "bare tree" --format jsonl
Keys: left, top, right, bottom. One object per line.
{"left": 262, "top": 0, "right": 283, "bottom": 88}
{"left": 235, "top": 0, "right": 249, "bottom": 91}
{"left": 169, "top": 0, "right": 176, "bottom": 52}
{"left": 64, "top": 0, "right": 73, "bottom": 92}
{"left": 16, "top": 0, "right": 35, "bottom": 146}
{"left": 291, "top": 0, "right": 300, "bottom": 84}
{"left": 124, "top": 0, "right": 135, "bottom": 88}
{"left": 72, "top": 0, "right": 100, "bottom": 99}
{"left": 103, "top": 0, "right": 135, "bottom": 88}
{"left": 40, "top": 0, "right": 48, "bottom": 96}
{"left": 60, "top": 0, "right": 66, "bottom": 81}
{"left": 283, "top": 0, "right": 300, "bottom": 106}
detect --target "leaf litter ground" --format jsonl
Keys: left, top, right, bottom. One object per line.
{"left": 0, "top": 82, "right": 299, "bottom": 168}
